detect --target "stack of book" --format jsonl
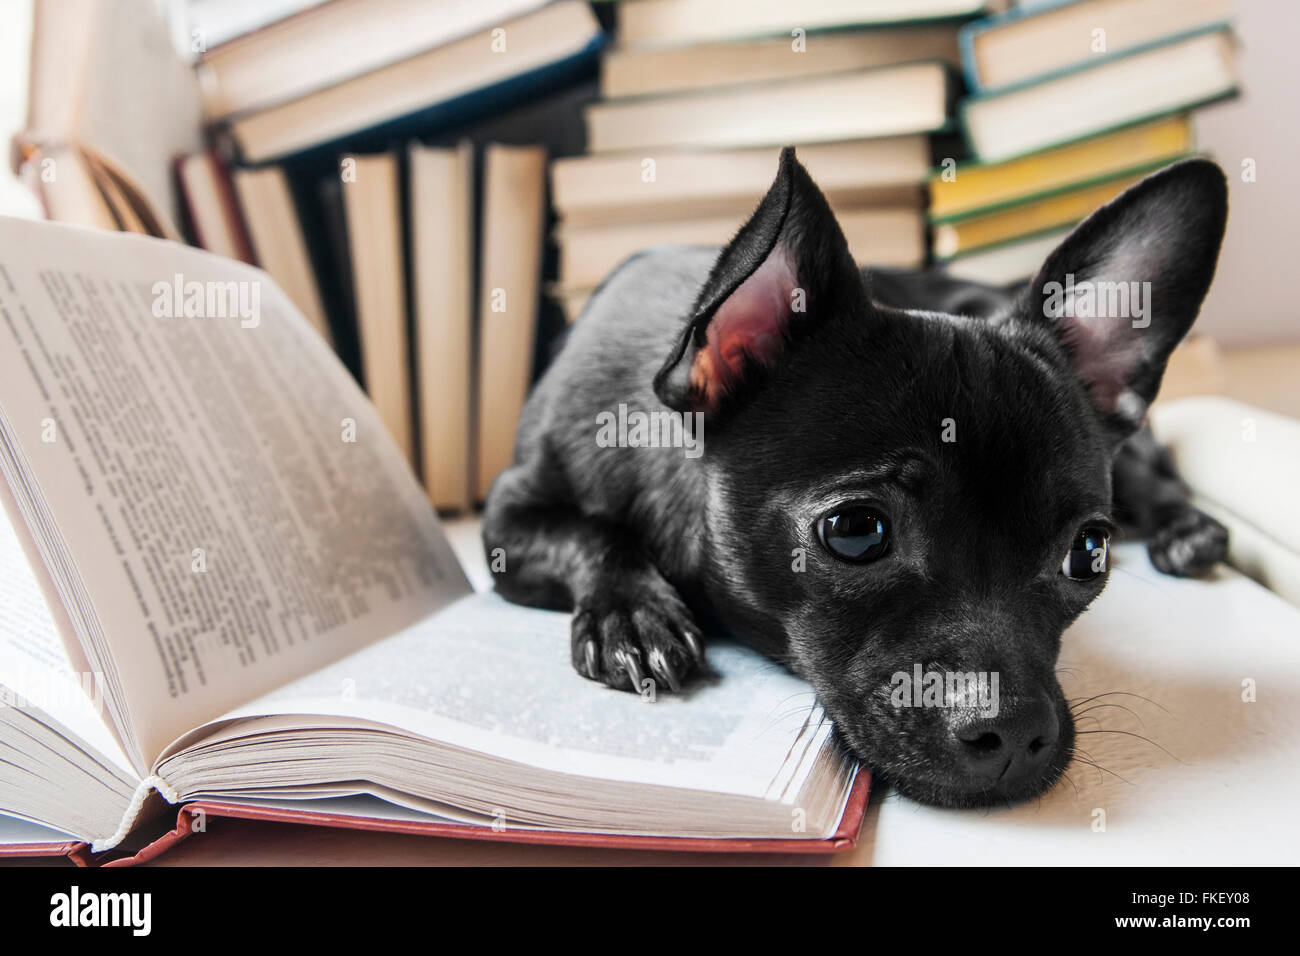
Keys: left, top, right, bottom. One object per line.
{"left": 32, "top": 0, "right": 1235, "bottom": 513}
{"left": 18, "top": 0, "right": 609, "bottom": 513}
{"left": 931, "top": 0, "right": 1237, "bottom": 285}
{"left": 550, "top": 0, "right": 999, "bottom": 321}
{"left": 189, "top": 0, "right": 605, "bottom": 512}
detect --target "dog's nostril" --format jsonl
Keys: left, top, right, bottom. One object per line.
{"left": 962, "top": 731, "right": 1003, "bottom": 753}
{"left": 947, "top": 698, "right": 1060, "bottom": 792}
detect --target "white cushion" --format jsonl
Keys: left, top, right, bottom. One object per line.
{"left": 1149, "top": 396, "right": 1300, "bottom": 606}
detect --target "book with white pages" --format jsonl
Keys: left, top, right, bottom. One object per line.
{"left": 231, "top": 164, "right": 334, "bottom": 347}
{"left": 342, "top": 151, "right": 417, "bottom": 467}
{"left": 0, "top": 217, "right": 863, "bottom": 860}
{"left": 409, "top": 141, "right": 474, "bottom": 512}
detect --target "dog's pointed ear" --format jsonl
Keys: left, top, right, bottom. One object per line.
{"left": 1020, "top": 158, "right": 1228, "bottom": 441}
{"left": 653, "top": 147, "right": 866, "bottom": 416}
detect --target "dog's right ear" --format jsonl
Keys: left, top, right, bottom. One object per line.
{"left": 1016, "top": 158, "right": 1228, "bottom": 443}
{"left": 653, "top": 147, "right": 866, "bottom": 417}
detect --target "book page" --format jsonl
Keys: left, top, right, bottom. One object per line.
{"left": 0, "top": 217, "right": 470, "bottom": 770}
{"left": 0, "top": 499, "right": 135, "bottom": 783}
{"left": 203, "top": 592, "right": 837, "bottom": 800}
{"left": 0, "top": 814, "right": 78, "bottom": 847}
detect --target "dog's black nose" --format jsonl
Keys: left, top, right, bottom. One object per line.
{"left": 949, "top": 696, "right": 1060, "bottom": 791}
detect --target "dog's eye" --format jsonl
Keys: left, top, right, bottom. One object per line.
{"left": 818, "top": 507, "right": 890, "bottom": 563}
{"left": 1061, "top": 527, "right": 1109, "bottom": 580}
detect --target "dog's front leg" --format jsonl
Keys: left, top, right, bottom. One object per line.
{"left": 482, "top": 464, "right": 704, "bottom": 693}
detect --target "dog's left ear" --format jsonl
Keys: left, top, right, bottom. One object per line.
{"left": 1019, "top": 158, "right": 1228, "bottom": 441}
{"left": 654, "top": 147, "right": 866, "bottom": 416}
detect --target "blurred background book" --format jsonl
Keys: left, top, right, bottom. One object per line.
{"left": 550, "top": 0, "right": 977, "bottom": 321}
{"left": 931, "top": 0, "right": 1237, "bottom": 282}
{"left": 3, "top": 0, "right": 1296, "bottom": 514}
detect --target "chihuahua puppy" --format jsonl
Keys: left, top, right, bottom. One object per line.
{"left": 483, "top": 149, "right": 1228, "bottom": 807}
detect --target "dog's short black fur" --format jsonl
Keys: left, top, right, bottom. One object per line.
{"left": 483, "top": 150, "right": 1229, "bottom": 808}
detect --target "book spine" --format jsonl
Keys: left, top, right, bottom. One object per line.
{"left": 230, "top": 34, "right": 605, "bottom": 166}
{"left": 926, "top": 151, "right": 1197, "bottom": 224}
{"left": 963, "top": 21, "right": 1235, "bottom": 100}
{"left": 967, "top": 97, "right": 1234, "bottom": 164}
{"left": 957, "top": 14, "right": 990, "bottom": 92}
{"left": 958, "top": 0, "right": 1085, "bottom": 94}
{"left": 91, "top": 774, "right": 180, "bottom": 854}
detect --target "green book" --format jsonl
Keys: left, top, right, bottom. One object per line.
{"left": 961, "top": 27, "right": 1237, "bottom": 163}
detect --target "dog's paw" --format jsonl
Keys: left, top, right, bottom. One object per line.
{"left": 1148, "top": 507, "right": 1228, "bottom": 577}
{"left": 570, "top": 589, "right": 704, "bottom": 694}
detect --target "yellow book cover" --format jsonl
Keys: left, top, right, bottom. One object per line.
{"left": 929, "top": 115, "right": 1194, "bottom": 222}
{"left": 932, "top": 167, "right": 1162, "bottom": 259}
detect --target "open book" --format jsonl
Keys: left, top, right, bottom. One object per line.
{"left": 0, "top": 217, "right": 862, "bottom": 857}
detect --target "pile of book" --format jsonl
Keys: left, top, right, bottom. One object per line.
{"left": 197, "top": 0, "right": 608, "bottom": 512}
{"left": 19, "top": 0, "right": 1240, "bottom": 513}
{"left": 549, "top": 0, "right": 999, "bottom": 321}
{"left": 16, "top": 0, "right": 604, "bottom": 514}
{"left": 931, "top": 0, "right": 1237, "bottom": 285}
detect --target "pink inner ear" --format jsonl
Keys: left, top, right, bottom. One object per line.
{"left": 1059, "top": 310, "right": 1144, "bottom": 415}
{"left": 690, "top": 244, "right": 798, "bottom": 411}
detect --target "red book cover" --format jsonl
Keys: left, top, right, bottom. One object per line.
{"left": 3, "top": 771, "right": 869, "bottom": 866}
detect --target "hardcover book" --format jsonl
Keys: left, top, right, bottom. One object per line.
{"left": 226, "top": 0, "right": 603, "bottom": 163}
{"left": 960, "top": 28, "right": 1236, "bottom": 162}
{"left": 959, "top": 0, "right": 1233, "bottom": 93}
{"left": 927, "top": 113, "right": 1193, "bottom": 221}
{"left": 615, "top": 0, "right": 989, "bottom": 49}
{"left": 585, "top": 61, "right": 953, "bottom": 153}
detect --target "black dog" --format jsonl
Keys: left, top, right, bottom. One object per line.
{"left": 483, "top": 149, "right": 1228, "bottom": 808}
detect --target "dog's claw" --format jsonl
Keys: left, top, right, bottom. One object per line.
{"left": 648, "top": 649, "right": 681, "bottom": 692}
{"left": 620, "top": 650, "right": 645, "bottom": 692}
{"left": 568, "top": 588, "right": 703, "bottom": 695}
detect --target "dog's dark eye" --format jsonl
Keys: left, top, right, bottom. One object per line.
{"left": 818, "top": 507, "right": 890, "bottom": 563}
{"left": 1061, "top": 527, "right": 1109, "bottom": 580}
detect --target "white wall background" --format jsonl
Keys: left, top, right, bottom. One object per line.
{"left": 0, "top": 0, "right": 39, "bottom": 219}
{"left": 1193, "top": 0, "right": 1300, "bottom": 346}
{"left": 0, "top": 0, "right": 1295, "bottom": 343}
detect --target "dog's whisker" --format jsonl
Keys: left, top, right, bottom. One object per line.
{"left": 1059, "top": 770, "right": 1080, "bottom": 798}
{"left": 1068, "top": 690, "right": 1172, "bottom": 716}
{"left": 1071, "top": 701, "right": 1146, "bottom": 727}
{"left": 1075, "top": 728, "right": 1183, "bottom": 763}
{"left": 1068, "top": 752, "right": 1133, "bottom": 786}
{"left": 1110, "top": 564, "right": 1171, "bottom": 591}
{"left": 1086, "top": 765, "right": 1134, "bottom": 786}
